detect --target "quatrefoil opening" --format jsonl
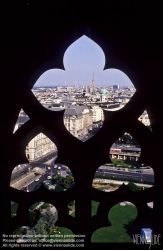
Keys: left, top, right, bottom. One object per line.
{"left": 10, "top": 129, "right": 58, "bottom": 192}
{"left": 92, "top": 128, "right": 154, "bottom": 195}
{"left": 91, "top": 201, "right": 138, "bottom": 242}
{"left": 10, "top": 183, "right": 76, "bottom": 234}
{"left": 12, "top": 201, "right": 74, "bottom": 240}
{"left": 90, "top": 183, "right": 153, "bottom": 237}
{"left": 31, "top": 35, "right": 135, "bottom": 144}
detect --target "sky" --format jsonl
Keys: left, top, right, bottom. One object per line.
{"left": 34, "top": 35, "right": 134, "bottom": 88}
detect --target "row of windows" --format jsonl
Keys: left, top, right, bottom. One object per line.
{"left": 27, "top": 143, "right": 56, "bottom": 151}
{"left": 26, "top": 146, "right": 55, "bottom": 160}
{"left": 34, "top": 139, "right": 52, "bottom": 147}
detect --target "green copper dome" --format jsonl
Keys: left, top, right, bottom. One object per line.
{"left": 100, "top": 89, "right": 108, "bottom": 95}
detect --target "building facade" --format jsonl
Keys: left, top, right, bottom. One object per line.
{"left": 26, "top": 133, "right": 56, "bottom": 161}
{"left": 90, "top": 105, "right": 103, "bottom": 123}
{"left": 14, "top": 111, "right": 57, "bottom": 161}
{"left": 64, "top": 106, "right": 93, "bottom": 137}
{"left": 14, "top": 106, "right": 93, "bottom": 160}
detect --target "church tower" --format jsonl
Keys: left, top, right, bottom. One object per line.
{"left": 91, "top": 72, "right": 95, "bottom": 94}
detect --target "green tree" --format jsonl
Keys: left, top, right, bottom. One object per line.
{"left": 121, "top": 134, "right": 131, "bottom": 144}
{"left": 34, "top": 219, "right": 48, "bottom": 235}
{"left": 40, "top": 203, "right": 50, "bottom": 209}
{"left": 63, "top": 175, "right": 74, "bottom": 189}
{"left": 119, "top": 133, "right": 139, "bottom": 145}
{"left": 68, "top": 200, "right": 74, "bottom": 206}
{"left": 11, "top": 203, "right": 19, "bottom": 217}
{"left": 54, "top": 184, "right": 64, "bottom": 192}
{"left": 13, "top": 227, "right": 23, "bottom": 236}
{"left": 26, "top": 229, "right": 37, "bottom": 242}
{"left": 27, "top": 219, "right": 47, "bottom": 243}
{"left": 127, "top": 182, "right": 142, "bottom": 191}
{"left": 40, "top": 210, "right": 57, "bottom": 233}
{"left": 28, "top": 210, "right": 39, "bottom": 226}
{"left": 44, "top": 184, "right": 49, "bottom": 189}
{"left": 53, "top": 175, "right": 65, "bottom": 185}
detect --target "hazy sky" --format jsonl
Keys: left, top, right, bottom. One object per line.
{"left": 34, "top": 35, "right": 134, "bottom": 87}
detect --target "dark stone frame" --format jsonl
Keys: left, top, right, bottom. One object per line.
{"left": 2, "top": 1, "right": 163, "bottom": 244}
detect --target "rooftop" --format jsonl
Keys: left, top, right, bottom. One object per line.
{"left": 100, "top": 89, "right": 108, "bottom": 95}
{"left": 44, "top": 105, "right": 90, "bottom": 117}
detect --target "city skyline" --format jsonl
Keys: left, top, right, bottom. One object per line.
{"left": 34, "top": 36, "right": 134, "bottom": 88}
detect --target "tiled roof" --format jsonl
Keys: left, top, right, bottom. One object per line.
{"left": 65, "top": 106, "right": 89, "bottom": 116}
{"left": 45, "top": 105, "right": 89, "bottom": 117}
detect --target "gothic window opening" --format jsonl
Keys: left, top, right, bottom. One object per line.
{"left": 3, "top": 29, "right": 159, "bottom": 243}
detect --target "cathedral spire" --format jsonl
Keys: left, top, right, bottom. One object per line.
{"left": 91, "top": 71, "right": 95, "bottom": 94}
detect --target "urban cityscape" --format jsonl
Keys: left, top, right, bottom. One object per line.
{"left": 11, "top": 73, "right": 154, "bottom": 243}
{"left": 9, "top": 32, "right": 153, "bottom": 245}
{"left": 2, "top": 0, "right": 160, "bottom": 246}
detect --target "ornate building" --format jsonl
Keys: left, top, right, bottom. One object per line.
{"left": 100, "top": 88, "right": 108, "bottom": 102}
{"left": 26, "top": 133, "right": 56, "bottom": 161}
{"left": 90, "top": 105, "right": 104, "bottom": 127}
{"left": 64, "top": 106, "right": 93, "bottom": 137}
{"left": 14, "top": 106, "right": 93, "bottom": 160}
{"left": 90, "top": 72, "right": 96, "bottom": 95}
{"left": 14, "top": 112, "right": 57, "bottom": 161}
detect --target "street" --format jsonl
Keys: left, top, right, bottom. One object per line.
{"left": 11, "top": 151, "right": 58, "bottom": 181}
{"left": 11, "top": 161, "right": 154, "bottom": 193}
{"left": 96, "top": 168, "right": 154, "bottom": 182}
{"left": 21, "top": 169, "right": 68, "bottom": 192}
{"left": 10, "top": 126, "right": 152, "bottom": 191}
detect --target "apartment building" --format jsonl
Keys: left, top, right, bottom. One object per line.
{"left": 14, "top": 111, "right": 56, "bottom": 161}
{"left": 90, "top": 105, "right": 103, "bottom": 123}
{"left": 14, "top": 105, "right": 93, "bottom": 160}
{"left": 26, "top": 133, "right": 56, "bottom": 161}
{"left": 64, "top": 106, "right": 93, "bottom": 137}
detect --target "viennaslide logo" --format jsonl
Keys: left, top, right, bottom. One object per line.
{"left": 132, "top": 234, "right": 161, "bottom": 248}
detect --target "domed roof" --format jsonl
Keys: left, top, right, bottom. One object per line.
{"left": 100, "top": 89, "right": 108, "bottom": 95}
